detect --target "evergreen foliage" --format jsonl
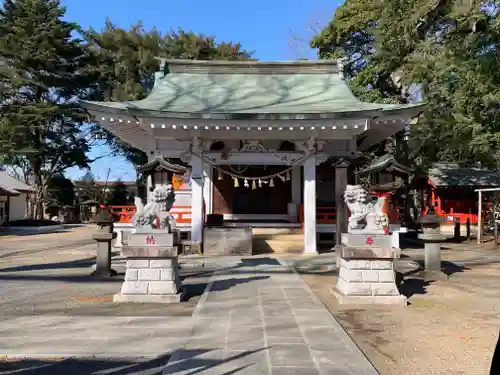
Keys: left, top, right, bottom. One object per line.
{"left": 84, "top": 21, "right": 254, "bottom": 171}
{"left": 312, "top": 0, "right": 500, "bottom": 168}
{"left": 0, "top": 0, "right": 95, "bottom": 217}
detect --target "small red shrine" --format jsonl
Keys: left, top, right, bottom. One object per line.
{"left": 411, "top": 163, "right": 500, "bottom": 224}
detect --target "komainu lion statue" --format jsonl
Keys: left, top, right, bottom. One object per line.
{"left": 343, "top": 185, "right": 389, "bottom": 233}
{"left": 131, "top": 185, "right": 176, "bottom": 231}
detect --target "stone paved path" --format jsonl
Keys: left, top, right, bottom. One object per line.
{"left": 0, "top": 249, "right": 377, "bottom": 374}
{"left": 163, "top": 258, "right": 378, "bottom": 375}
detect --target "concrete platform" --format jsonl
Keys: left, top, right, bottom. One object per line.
{"left": 332, "top": 289, "right": 407, "bottom": 306}
{"left": 113, "top": 293, "right": 183, "bottom": 303}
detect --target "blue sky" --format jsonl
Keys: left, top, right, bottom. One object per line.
{"left": 62, "top": 0, "right": 340, "bottom": 182}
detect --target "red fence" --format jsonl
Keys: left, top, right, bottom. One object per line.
{"left": 108, "top": 205, "right": 193, "bottom": 224}
{"left": 426, "top": 192, "right": 479, "bottom": 225}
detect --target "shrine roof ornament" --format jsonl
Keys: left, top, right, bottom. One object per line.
{"left": 81, "top": 59, "right": 425, "bottom": 121}
{"left": 137, "top": 156, "right": 188, "bottom": 175}
{"left": 357, "top": 154, "right": 413, "bottom": 176}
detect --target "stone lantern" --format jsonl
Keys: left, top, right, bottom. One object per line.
{"left": 139, "top": 155, "right": 189, "bottom": 204}
{"left": 91, "top": 205, "right": 117, "bottom": 277}
{"left": 417, "top": 207, "right": 447, "bottom": 281}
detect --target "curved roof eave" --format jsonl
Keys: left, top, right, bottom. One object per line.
{"left": 81, "top": 100, "right": 425, "bottom": 121}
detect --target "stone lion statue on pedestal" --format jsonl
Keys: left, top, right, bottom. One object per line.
{"left": 131, "top": 184, "right": 176, "bottom": 232}
{"left": 343, "top": 185, "right": 389, "bottom": 234}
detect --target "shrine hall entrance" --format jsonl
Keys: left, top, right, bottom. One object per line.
{"left": 213, "top": 165, "right": 292, "bottom": 217}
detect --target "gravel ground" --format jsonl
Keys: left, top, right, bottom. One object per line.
{"left": 301, "top": 264, "right": 499, "bottom": 375}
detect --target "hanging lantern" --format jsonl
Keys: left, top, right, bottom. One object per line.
{"left": 278, "top": 174, "right": 286, "bottom": 182}
{"left": 233, "top": 177, "right": 239, "bottom": 188}
{"left": 244, "top": 179, "right": 249, "bottom": 188}
{"left": 258, "top": 179, "right": 262, "bottom": 188}
{"left": 270, "top": 178, "right": 274, "bottom": 187}
{"left": 217, "top": 170, "right": 223, "bottom": 180}
{"left": 285, "top": 171, "right": 291, "bottom": 181}
{"left": 252, "top": 180, "right": 257, "bottom": 190}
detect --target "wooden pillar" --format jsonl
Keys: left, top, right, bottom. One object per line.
{"left": 203, "top": 164, "right": 213, "bottom": 218}
{"left": 6, "top": 195, "right": 11, "bottom": 222}
{"left": 303, "top": 156, "right": 317, "bottom": 253}
{"left": 190, "top": 155, "right": 204, "bottom": 245}
{"left": 335, "top": 159, "right": 349, "bottom": 246}
{"left": 291, "top": 167, "right": 301, "bottom": 204}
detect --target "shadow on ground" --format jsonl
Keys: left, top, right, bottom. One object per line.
{"left": 0, "top": 230, "right": 76, "bottom": 238}
{"left": 411, "top": 260, "right": 470, "bottom": 277}
{"left": 399, "top": 278, "right": 434, "bottom": 298}
{"left": 0, "top": 348, "right": 267, "bottom": 375}
{"left": 183, "top": 276, "right": 269, "bottom": 302}
{"left": 442, "top": 261, "right": 470, "bottom": 276}
{"left": 0, "top": 258, "right": 96, "bottom": 273}
{"left": 0, "top": 273, "right": 124, "bottom": 283}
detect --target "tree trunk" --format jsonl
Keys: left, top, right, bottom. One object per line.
{"left": 31, "top": 158, "right": 44, "bottom": 220}
{"left": 495, "top": 212, "right": 499, "bottom": 247}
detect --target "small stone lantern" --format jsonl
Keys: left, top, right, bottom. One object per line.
{"left": 417, "top": 207, "right": 447, "bottom": 281}
{"left": 91, "top": 205, "right": 117, "bottom": 277}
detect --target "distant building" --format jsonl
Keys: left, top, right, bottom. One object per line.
{"left": 94, "top": 181, "right": 138, "bottom": 203}
{"left": 0, "top": 170, "right": 34, "bottom": 224}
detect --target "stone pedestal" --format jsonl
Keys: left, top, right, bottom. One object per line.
{"left": 113, "top": 231, "right": 184, "bottom": 303}
{"left": 91, "top": 231, "right": 118, "bottom": 277}
{"left": 332, "top": 233, "right": 406, "bottom": 305}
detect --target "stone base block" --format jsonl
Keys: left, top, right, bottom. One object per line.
{"left": 331, "top": 289, "right": 407, "bottom": 306}
{"left": 129, "top": 230, "right": 178, "bottom": 247}
{"left": 113, "top": 291, "right": 184, "bottom": 304}
{"left": 114, "top": 253, "right": 183, "bottom": 304}
{"left": 334, "top": 256, "right": 406, "bottom": 306}
{"left": 121, "top": 246, "right": 178, "bottom": 258}
{"left": 343, "top": 233, "right": 392, "bottom": 249}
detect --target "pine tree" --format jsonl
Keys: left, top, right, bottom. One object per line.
{"left": 84, "top": 21, "right": 254, "bottom": 193}
{"left": 85, "top": 21, "right": 254, "bottom": 165}
{"left": 74, "top": 171, "right": 98, "bottom": 202}
{"left": 0, "top": 0, "right": 94, "bottom": 218}
{"left": 312, "top": 0, "right": 500, "bottom": 169}
{"left": 106, "top": 180, "right": 130, "bottom": 205}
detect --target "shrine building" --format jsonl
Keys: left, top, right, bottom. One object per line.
{"left": 82, "top": 59, "right": 423, "bottom": 254}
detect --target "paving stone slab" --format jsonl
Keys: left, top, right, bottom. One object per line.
{"left": 222, "top": 350, "right": 269, "bottom": 374}
{"left": 272, "top": 366, "right": 320, "bottom": 375}
{"left": 269, "top": 343, "right": 316, "bottom": 367}
{"left": 295, "top": 314, "right": 335, "bottom": 327}
{"left": 162, "top": 348, "right": 226, "bottom": 375}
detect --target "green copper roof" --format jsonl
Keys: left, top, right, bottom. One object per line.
{"left": 428, "top": 163, "right": 500, "bottom": 188}
{"left": 82, "top": 59, "right": 425, "bottom": 120}
{"left": 357, "top": 154, "right": 413, "bottom": 175}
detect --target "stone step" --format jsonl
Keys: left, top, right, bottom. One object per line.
{"left": 253, "top": 233, "right": 305, "bottom": 242}
{"left": 252, "top": 228, "right": 303, "bottom": 235}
